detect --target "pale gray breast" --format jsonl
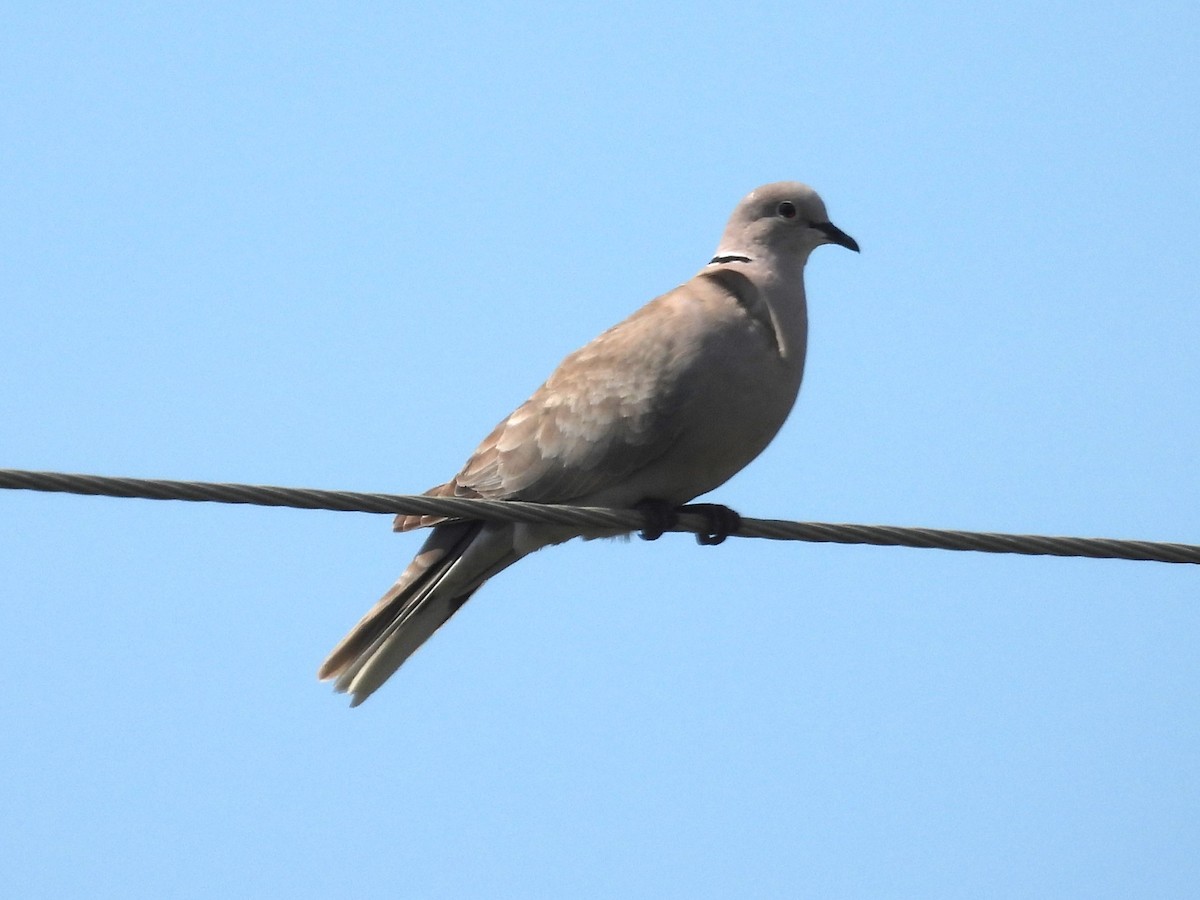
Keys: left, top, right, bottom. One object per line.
{"left": 636, "top": 278, "right": 806, "bottom": 501}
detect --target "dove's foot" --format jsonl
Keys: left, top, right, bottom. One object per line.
{"left": 679, "top": 503, "right": 742, "bottom": 546}
{"left": 634, "top": 500, "right": 741, "bottom": 545}
{"left": 635, "top": 499, "right": 679, "bottom": 541}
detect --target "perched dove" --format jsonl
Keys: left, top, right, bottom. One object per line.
{"left": 319, "top": 181, "right": 858, "bottom": 705}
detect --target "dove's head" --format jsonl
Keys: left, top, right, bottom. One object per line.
{"left": 713, "top": 182, "right": 859, "bottom": 265}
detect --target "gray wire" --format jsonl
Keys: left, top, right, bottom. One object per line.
{"left": 1, "top": 468, "right": 1197, "bottom": 565}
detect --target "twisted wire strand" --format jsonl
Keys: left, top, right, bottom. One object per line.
{"left": 1, "top": 468, "right": 1197, "bottom": 565}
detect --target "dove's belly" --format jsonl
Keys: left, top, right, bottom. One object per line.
{"left": 583, "top": 305, "right": 807, "bottom": 509}
{"left": 659, "top": 343, "right": 803, "bottom": 500}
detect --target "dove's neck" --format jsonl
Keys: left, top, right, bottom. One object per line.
{"left": 706, "top": 251, "right": 810, "bottom": 364}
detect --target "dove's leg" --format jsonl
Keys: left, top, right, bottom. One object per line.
{"left": 679, "top": 503, "right": 742, "bottom": 545}
{"left": 635, "top": 499, "right": 678, "bottom": 541}
{"left": 635, "top": 500, "right": 742, "bottom": 545}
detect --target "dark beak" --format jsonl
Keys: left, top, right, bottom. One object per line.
{"left": 815, "top": 221, "right": 860, "bottom": 253}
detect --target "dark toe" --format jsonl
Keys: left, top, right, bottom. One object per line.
{"left": 635, "top": 499, "right": 679, "bottom": 541}
{"left": 680, "top": 503, "right": 742, "bottom": 545}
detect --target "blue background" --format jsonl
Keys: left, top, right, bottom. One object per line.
{"left": 3, "top": 4, "right": 1198, "bottom": 897}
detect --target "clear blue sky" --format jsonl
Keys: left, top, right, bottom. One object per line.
{"left": 3, "top": 3, "right": 1198, "bottom": 897}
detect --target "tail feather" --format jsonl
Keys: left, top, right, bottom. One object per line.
{"left": 318, "top": 520, "right": 519, "bottom": 706}
{"left": 393, "top": 480, "right": 470, "bottom": 532}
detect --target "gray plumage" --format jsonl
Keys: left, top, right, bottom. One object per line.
{"left": 319, "top": 181, "right": 858, "bottom": 705}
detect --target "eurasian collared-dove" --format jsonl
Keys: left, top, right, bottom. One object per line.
{"left": 319, "top": 181, "right": 858, "bottom": 705}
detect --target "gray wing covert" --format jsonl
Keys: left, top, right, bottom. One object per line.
{"left": 452, "top": 293, "right": 695, "bottom": 504}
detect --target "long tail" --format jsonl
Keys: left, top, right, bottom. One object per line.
{"left": 318, "top": 520, "right": 520, "bottom": 706}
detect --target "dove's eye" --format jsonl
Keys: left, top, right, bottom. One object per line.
{"left": 777, "top": 201, "right": 798, "bottom": 219}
